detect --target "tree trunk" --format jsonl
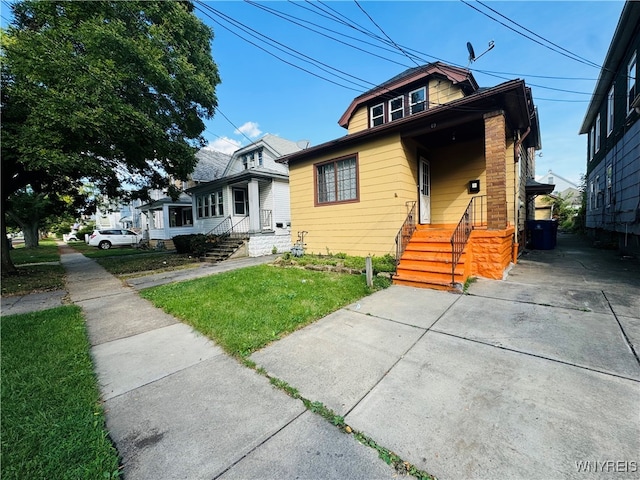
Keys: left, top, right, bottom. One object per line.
{"left": 1, "top": 211, "right": 17, "bottom": 275}
{"left": 23, "top": 222, "right": 40, "bottom": 248}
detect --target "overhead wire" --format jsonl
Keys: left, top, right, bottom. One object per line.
{"left": 353, "top": 0, "right": 421, "bottom": 68}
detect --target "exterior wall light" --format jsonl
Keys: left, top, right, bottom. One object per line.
{"left": 468, "top": 180, "right": 480, "bottom": 194}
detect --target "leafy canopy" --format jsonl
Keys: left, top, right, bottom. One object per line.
{"left": 1, "top": 0, "right": 220, "bottom": 200}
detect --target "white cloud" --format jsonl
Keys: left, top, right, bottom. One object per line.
{"left": 234, "top": 121, "right": 262, "bottom": 139}
{"left": 208, "top": 137, "right": 241, "bottom": 155}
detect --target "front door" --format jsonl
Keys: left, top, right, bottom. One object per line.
{"left": 419, "top": 156, "right": 431, "bottom": 224}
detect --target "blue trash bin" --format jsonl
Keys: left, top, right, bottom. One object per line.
{"left": 527, "top": 220, "right": 557, "bottom": 250}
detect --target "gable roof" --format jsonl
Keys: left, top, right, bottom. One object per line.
{"left": 338, "top": 62, "right": 479, "bottom": 128}
{"left": 579, "top": 1, "right": 640, "bottom": 134}
{"left": 192, "top": 147, "right": 232, "bottom": 182}
{"left": 280, "top": 78, "right": 538, "bottom": 165}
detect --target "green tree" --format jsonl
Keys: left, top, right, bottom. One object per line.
{"left": 1, "top": 1, "right": 220, "bottom": 273}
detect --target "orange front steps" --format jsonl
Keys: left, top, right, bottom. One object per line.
{"left": 393, "top": 226, "right": 468, "bottom": 291}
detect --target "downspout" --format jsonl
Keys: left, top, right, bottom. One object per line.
{"left": 513, "top": 127, "right": 531, "bottom": 256}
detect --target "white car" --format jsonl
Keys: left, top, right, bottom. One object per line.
{"left": 88, "top": 229, "right": 141, "bottom": 250}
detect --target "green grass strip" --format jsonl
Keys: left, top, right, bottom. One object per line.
{"left": 140, "top": 264, "right": 390, "bottom": 357}
{"left": 1, "top": 306, "right": 121, "bottom": 480}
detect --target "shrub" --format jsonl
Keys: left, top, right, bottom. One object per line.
{"left": 190, "top": 234, "right": 213, "bottom": 257}
{"left": 173, "top": 235, "right": 194, "bottom": 254}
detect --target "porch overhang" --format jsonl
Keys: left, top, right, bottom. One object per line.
{"left": 525, "top": 179, "right": 555, "bottom": 196}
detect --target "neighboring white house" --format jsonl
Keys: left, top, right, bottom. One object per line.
{"left": 138, "top": 147, "right": 231, "bottom": 249}
{"left": 534, "top": 169, "right": 581, "bottom": 219}
{"left": 186, "top": 134, "right": 305, "bottom": 256}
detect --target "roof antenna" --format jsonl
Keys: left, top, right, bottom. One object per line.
{"left": 467, "top": 40, "right": 495, "bottom": 67}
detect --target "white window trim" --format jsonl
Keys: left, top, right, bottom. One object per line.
{"left": 409, "top": 87, "right": 426, "bottom": 114}
{"left": 589, "top": 126, "right": 595, "bottom": 160}
{"left": 607, "top": 86, "right": 614, "bottom": 136}
{"left": 370, "top": 103, "right": 384, "bottom": 128}
{"left": 388, "top": 95, "right": 404, "bottom": 122}
{"left": 628, "top": 52, "right": 637, "bottom": 115}
{"left": 595, "top": 114, "right": 601, "bottom": 153}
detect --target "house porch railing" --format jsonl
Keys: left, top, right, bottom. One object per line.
{"left": 395, "top": 201, "right": 417, "bottom": 265}
{"left": 260, "top": 209, "right": 272, "bottom": 230}
{"left": 450, "top": 195, "right": 486, "bottom": 286}
{"left": 206, "top": 216, "right": 250, "bottom": 239}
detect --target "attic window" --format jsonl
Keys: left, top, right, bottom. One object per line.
{"left": 389, "top": 96, "right": 404, "bottom": 121}
{"left": 410, "top": 87, "right": 426, "bottom": 114}
{"left": 370, "top": 103, "right": 384, "bottom": 127}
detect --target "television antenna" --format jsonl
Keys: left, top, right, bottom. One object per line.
{"left": 467, "top": 40, "right": 495, "bottom": 66}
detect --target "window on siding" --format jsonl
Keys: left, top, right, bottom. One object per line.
{"left": 197, "top": 190, "right": 224, "bottom": 218}
{"left": 607, "top": 86, "right": 614, "bottom": 135}
{"left": 595, "top": 114, "right": 601, "bottom": 153}
{"left": 169, "top": 207, "right": 192, "bottom": 227}
{"left": 589, "top": 181, "right": 594, "bottom": 210}
{"left": 628, "top": 52, "right": 637, "bottom": 115}
{"left": 370, "top": 103, "right": 384, "bottom": 127}
{"left": 388, "top": 96, "right": 404, "bottom": 121}
{"left": 409, "top": 87, "right": 426, "bottom": 114}
{"left": 589, "top": 126, "right": 594, "bottom": 161}
{"left": 258, "top": 149, "right": 263, "bottom": 166}
{"left": 233, "top": 189, "right": 247, "bottom": 216}
{"left": 316, "top": 155, "right": 358, "bottom": 205}
{"left": 595, "top": 175, "right": 600, "bottom": 208}
{"left": 606, "top": 164, "right": 613, "bottom": 207}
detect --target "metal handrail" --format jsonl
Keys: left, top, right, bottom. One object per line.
{"left": 450, "top": 195, "right": 486, "bottom": 285}
{"left": 395, "top": 201, "right": 417, "bottom": 265}
{"left": 206, "top": 215, "right": 250, "bottom": 239}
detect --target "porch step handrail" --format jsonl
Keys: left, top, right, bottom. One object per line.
{"left": 450, "top": 195, "right": 486, "bottom": 285}
{"left": 395, "top": 201, "right": 417, "bottom": 264}
{"left": 206, "top": 215, "right": 250, "bottom": 239}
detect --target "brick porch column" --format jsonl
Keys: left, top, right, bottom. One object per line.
{"left": 484, "top": 111, "right": 507, "bottom": 230}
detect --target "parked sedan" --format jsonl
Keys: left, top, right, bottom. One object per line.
{"left": 88, "top": 229, "right": 141, "bottom": 250}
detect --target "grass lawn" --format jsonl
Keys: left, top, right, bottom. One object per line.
{"left": 2, "top": 240, "right": 65, "bottom": 296}
{"left": 141, "top": 264, "right": 390, "bottom": 357}
{"left": 1, "top": 306, "right": 121, "bottom": 480}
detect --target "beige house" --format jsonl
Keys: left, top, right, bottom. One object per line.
{"left": 278, "top": 62, "right": 544, "bottom": 290}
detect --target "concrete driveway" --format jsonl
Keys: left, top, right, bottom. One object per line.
{"left": 251, "top": 233, "right": 640, "bottom": 479}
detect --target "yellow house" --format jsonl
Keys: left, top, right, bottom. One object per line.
{"left": 278, "top": 62, "right": 544, "bottom": 290}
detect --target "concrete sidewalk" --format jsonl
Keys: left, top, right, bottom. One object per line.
{"left": 6, "top": 233, "right": 639, "bottom": 479}
{"left": 251, "top": 233, "right": 640, "bottom": 479}
{"left": 57, "top": 249, "right": 395, "bottom": 479}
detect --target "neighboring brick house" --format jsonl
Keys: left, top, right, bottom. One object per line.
{"left": 579, "top": 0, "right": 640, "bottom": 254}
{"left": 278, "top": 62, "right": 543, "bottom": 290}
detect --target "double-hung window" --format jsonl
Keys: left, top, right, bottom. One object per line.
{"left": 628, "top": 52, "right": 637, "bottom": 115}
{"left": 388, "top": 96, "right": 404, "bottom": 121}
{"left": 197, "top": 190, "right": 224, "bottom": 218}
{"left": 315, "top": 155, "right": 359, "bottom": 205}
{"left": 595, "top": 114, "right": 601, "bottom": 153}
{"left": 607, "top": 86, "right": 614, "bottom": 136}
{"left": 589, "top": 126, "right": 595, "bottom": 161}
{"left": 409, "top": 87, "right": 426, "bottom": 114}
{"left": 370, "top": 103, "right": 384, "bottom": 127}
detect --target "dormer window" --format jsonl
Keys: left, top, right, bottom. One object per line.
{"left": 410, "top": 87, "right": 426, "bottom": 114}
{"left": 370, "top": 103, "right": 384, "bottom": 127}
{"left": 389, "top": 96, "right": 404, "bottom": 121}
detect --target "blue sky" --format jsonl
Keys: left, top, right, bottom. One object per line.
{"left": 0, "top": 1, "right": 625, "bottom": 185}
{"left": 195, "top": 1, "right": 625, "bottom": 185}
